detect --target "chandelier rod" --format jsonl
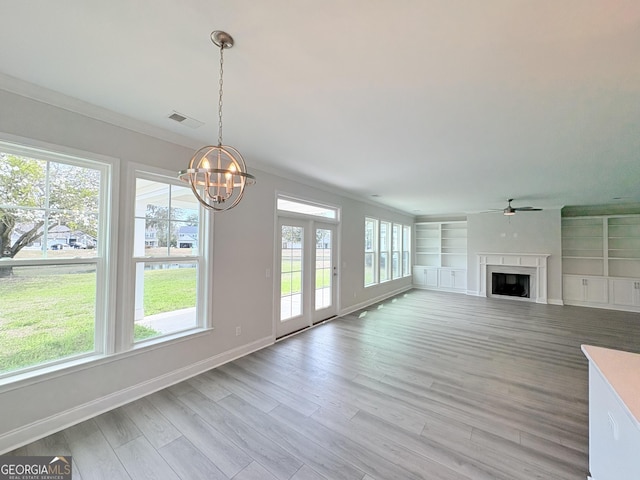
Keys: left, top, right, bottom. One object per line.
{"left": 217, "top": 41, "right": 224, "bottom": 147}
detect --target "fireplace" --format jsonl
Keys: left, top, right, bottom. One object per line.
{"left": 477, "top": 253, "right": 550, "bottom": 304}
{"left": 491, "top": 272, "right": 530, "bottom": 298}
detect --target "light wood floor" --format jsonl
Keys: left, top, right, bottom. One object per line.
{"left": 9, "top": 290, "right": 640, "bottom": 479}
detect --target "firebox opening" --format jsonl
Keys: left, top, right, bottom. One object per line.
{"left": 491, "top": 272, "right": 530, "bottom": 298}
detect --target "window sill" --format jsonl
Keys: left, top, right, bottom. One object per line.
{"left": 0, "top": 327, "right": 214, "bottom": 394}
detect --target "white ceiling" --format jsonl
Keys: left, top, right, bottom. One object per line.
{"left": 1, "top": 0, "right": 639, "bottom": 215}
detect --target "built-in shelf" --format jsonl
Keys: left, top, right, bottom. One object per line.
{"left": 562, "top": 215, "right": 640, "bottom": 312}
{"left": 414, "top": 221, "right": 467, "bottom": 293}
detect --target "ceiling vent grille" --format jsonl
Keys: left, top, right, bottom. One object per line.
{"left": 167, "top": 111, "right": 204, "bottom": 129}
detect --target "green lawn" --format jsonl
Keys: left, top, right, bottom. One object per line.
{"left": 280, "top": 256, "right": 331, "bottom": 295}
{"left": 0, "top": 267, "right": 195, "bottom": 374}
{"left": 142, "top": 268, "right": 197, "bottom": 316}
{"left": 1, "top": 257, "right": 330, "bottom": 374}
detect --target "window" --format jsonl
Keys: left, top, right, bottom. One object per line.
{"left": 402, "top": 225, "right": 411, "bottom": 277}
{"left": 379, "top": 221, "right": 391, "bottom": 282}
{"left": 392, "top": 223, "right": 401, "bottom": 279}
{"left": 364, "top": 217, "right": 411, "bottom": 286}
{"left": 0, "top": 143, "right": 111, "bottom": 376}
{"left": 132, "top": 175, "right": 205, "bottom": 342}
{"left": 364, "top": 218, "right": 378, "bottom": 286}
{"left": 277, "top": 196, "right": 338, "bottom": 219}
{"left": 0, "top": 139, "right": 213, "bottom": 381}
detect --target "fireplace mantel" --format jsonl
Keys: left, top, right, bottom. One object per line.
{"left": 477, "top": 253, "right": 550, "bottom": 304}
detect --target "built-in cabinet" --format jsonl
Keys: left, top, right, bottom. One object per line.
{"left": 562, "top": 215, "right": 640, "bottom": 312}
{"left": 563, "top": 276, "right": 609, "bottom": 305}
{"left": 413, "top": 221, "right": 467, "bottom": 293}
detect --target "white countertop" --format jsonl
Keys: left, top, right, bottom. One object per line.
{"left": 582, "top": 344, "right": 640, "bottom": 426}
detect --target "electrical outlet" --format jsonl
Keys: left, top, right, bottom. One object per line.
{"left": 235, "top": 326, "right": 241, "bottom": 336}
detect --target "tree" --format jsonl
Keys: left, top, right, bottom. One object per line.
{"left": 281, "top": 225, "right": 302, "bottom": 247}
{"left": 0, "top": 153, "right": 100, "bottom": 277}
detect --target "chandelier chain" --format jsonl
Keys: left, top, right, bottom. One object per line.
{"left": 217, "top": 43, "right": 224, "bottom": 146}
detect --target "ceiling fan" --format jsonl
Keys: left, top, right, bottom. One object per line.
{"left": 499, "top": 198, "right": 543, "bottom": 216}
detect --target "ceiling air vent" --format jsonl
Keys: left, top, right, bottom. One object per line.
{"left": 167, "top": 111, "right": 204, "bottom": 129}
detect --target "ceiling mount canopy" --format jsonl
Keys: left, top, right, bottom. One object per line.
{"left": 178, "top": 30, "right": 255, "bottom": 212}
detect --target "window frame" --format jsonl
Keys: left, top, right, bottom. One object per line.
{"left": 392, "top": 223, "right": 401, "bottom": 279}
{"left": 364, "top": 216, "right": 411, "bottom": 287}
{"left": 0, "top": 137, "right": 218, "bottom": 386}
{"left": 0, "top": 137, "right": 118, "bottom": 380}
{"left": 122, "top": 166, "right": 213, "bottom": 350}
{"left": 276, "top": 194, "right": 340, "bottom": 221}
{"left": 364, "top": 217, "right": 378, "bottom": 287}
{"left": 379, "top": 221, "right": 391, "bottom": 283}
{"left": 402, "top": 224, "right": 411, "bottom": 277}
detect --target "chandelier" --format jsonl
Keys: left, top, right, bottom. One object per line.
{"left": 178, "top": 31, "right": 255, "bottom": 211}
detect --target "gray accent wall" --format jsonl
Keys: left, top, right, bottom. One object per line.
{"left": 466, "top": 209, "right": 563, "bottom": 303}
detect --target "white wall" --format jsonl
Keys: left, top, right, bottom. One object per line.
{"left": 0, "top": 88, "right": 413, "bottom": 451}
{"left": 466, "top": 209, "right": 563, "bottom": 303}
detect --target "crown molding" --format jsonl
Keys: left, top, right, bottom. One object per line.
{"left": 0, "top": 72, "right": 200, "bottom": 150}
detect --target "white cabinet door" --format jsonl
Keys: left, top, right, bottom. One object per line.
{"left": 451, "top": 269, "right": 467, "bottom": 290}
{"left": 425, "top": 267, "right": 438, "bottom": 287}
{"left": 611, "top": 278, "right": 635, "bottom": 306}
{"left": 438, "top": 268, "right": 466, "bottom": 291}
{"left": 413, "top": 266, "right": 438, "bottom": 288}
{"left": 412, "top": 266, "right": 427, "bottom": 287}
{"left": 610, "top": 279, "right": 640, "bottom": 307}
{"left": 585, "top": 277, "right": 609, "bottom": 304}
{"left": 563, "top": 276, "right": 585, "bottom": 302}
{"left": 563, "top": 275, "right": 608, "bottom": 304}
{"left": 438, "top": 269, "right": 453, "bottom": 289}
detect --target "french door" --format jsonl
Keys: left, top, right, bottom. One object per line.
{"left": 276, "top": 218, "right": 337, "bottom": 338}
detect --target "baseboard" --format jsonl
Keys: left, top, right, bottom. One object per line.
{"left": 411, "top": 285, "right": 468, "bottom": 295}
{"left": 548, "top": 298, "right": 564, "bottom": 306}
{"left": 339, "top": 286, "right": 412, "bottom": 317}
{"left": 0, "top": 335, "right": 273, "bottom": 454}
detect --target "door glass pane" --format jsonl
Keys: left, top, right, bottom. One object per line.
{"left": 315, "top": 228, "right": 332, "bottom": 310}
{"left": 281, "top": 226, "right": 303, "bottom": 320}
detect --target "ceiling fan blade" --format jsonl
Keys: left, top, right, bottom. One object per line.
{"left": 513, "top": 207, "right": 542, "bottom": 211}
